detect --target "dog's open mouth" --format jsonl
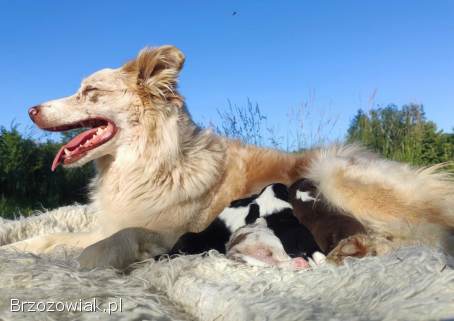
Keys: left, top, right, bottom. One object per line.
{"left": 45, "top": 117, "right": 117, "bottom": 171}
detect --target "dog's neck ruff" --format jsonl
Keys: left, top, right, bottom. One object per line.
{"left": 92, "top": 121, "right": 226, "bottom": 222}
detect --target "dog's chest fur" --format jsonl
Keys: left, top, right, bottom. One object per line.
{"left": 91, "top": 157, "right": 217, "bottom": 237}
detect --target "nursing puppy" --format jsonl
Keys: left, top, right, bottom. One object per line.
{"left": 289, "top": 178, "right": 391, "bottom": 264}
{"left": 226, "top": 218, "right": 326, "bottom": 269}
{"left": 168, "top": 184, "right": 324, "bottom": 268}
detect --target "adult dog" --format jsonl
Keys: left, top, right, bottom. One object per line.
{"left": 5, "top": 46, "right": 454, "bottom": 267}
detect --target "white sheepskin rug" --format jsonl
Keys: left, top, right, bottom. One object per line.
{"left": 1, "top": 205, "right": 453, "bottom": 321}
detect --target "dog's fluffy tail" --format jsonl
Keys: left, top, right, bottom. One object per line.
{"left": 305, "top": 144, "right": 454, "bottom": 247}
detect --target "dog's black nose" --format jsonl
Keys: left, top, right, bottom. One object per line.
{"left": 28, "top": 105, "right": 40, "bottom": 121}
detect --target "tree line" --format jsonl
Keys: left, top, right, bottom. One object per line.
{"left": 347, "top": 104, "right": 453, "bottom": 166}
{"left": 0, "top": 103, "right": 452, "bottom": 218}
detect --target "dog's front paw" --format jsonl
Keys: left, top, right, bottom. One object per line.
{"left": 77, "top": 238, "right": 135, "bottom": 270}
{"left": 2, "top": 236, "right": 58, "bottom": 254}
{"left": 77, "top": 228, "right": 168, "bottom": 270}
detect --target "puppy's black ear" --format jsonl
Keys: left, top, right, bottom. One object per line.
{"left": 245, "top": 204, "right": 260, "bottom": 224}
{"left": 271, "top": 183, "right": 289, "bottom": 202}
{"left": 229, "top": 194, "right": 259, "bottom": 208}
{"left": 123, "top": 46, "right": 185, "bottom": 106}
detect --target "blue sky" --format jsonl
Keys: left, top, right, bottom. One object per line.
{"left": 0, "top": 0, "right": 453, "bottom": 144}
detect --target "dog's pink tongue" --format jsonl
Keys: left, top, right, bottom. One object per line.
{"left": 51, "top": 147, "right": 65, "bottom": 171}
{"left": 51, "top": 128, "right": 98, "bottom": 171}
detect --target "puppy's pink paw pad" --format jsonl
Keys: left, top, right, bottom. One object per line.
{"left": 292, "top": 257, "right": 310, "bottom": 269}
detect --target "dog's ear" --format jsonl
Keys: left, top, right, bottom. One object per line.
{"left": 123, "top": 45, "right": 185, "bottom": 107}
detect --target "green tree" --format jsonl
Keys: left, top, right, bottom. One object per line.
{"left": 347, "top": 104, "right": 453, "bottom": 166}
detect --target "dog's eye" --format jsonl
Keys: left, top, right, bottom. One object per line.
{"left": 82, "top": 87, "right": 98, "bottom": 95}
{"left": 81, "top": 87, "right": 102, "bottom": 103}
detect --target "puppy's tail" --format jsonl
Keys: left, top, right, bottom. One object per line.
{"left": 303, "top": 144, "right": 454, "bottom": 246}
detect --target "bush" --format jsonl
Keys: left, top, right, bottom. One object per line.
{"left": 0, "top": 125, "right": 94, "bottom": 218}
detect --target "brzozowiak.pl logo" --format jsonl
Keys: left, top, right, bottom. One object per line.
{"left": 10, "top": 298, "right": 123, "bottom": 315}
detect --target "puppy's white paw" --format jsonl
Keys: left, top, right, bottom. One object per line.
{"left": 308, "top": 251, "right": 326, "bottom": 268}
{"left": 312, "top": 251, "right": 326, "bottom": 266}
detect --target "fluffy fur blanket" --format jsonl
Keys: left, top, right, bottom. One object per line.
{"left": 1, "top": 205, "right": 453, "bottom": 321}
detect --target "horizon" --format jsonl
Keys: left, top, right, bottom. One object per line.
{"left": 1, "top": 1, "right": 453, "bottom": 143}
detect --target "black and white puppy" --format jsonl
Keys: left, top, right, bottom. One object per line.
{"left": 168, "top": 183, "right": 325, "bottom": 268}
{"left": 226, "top": 218, "right": 325, "bottom": 269}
